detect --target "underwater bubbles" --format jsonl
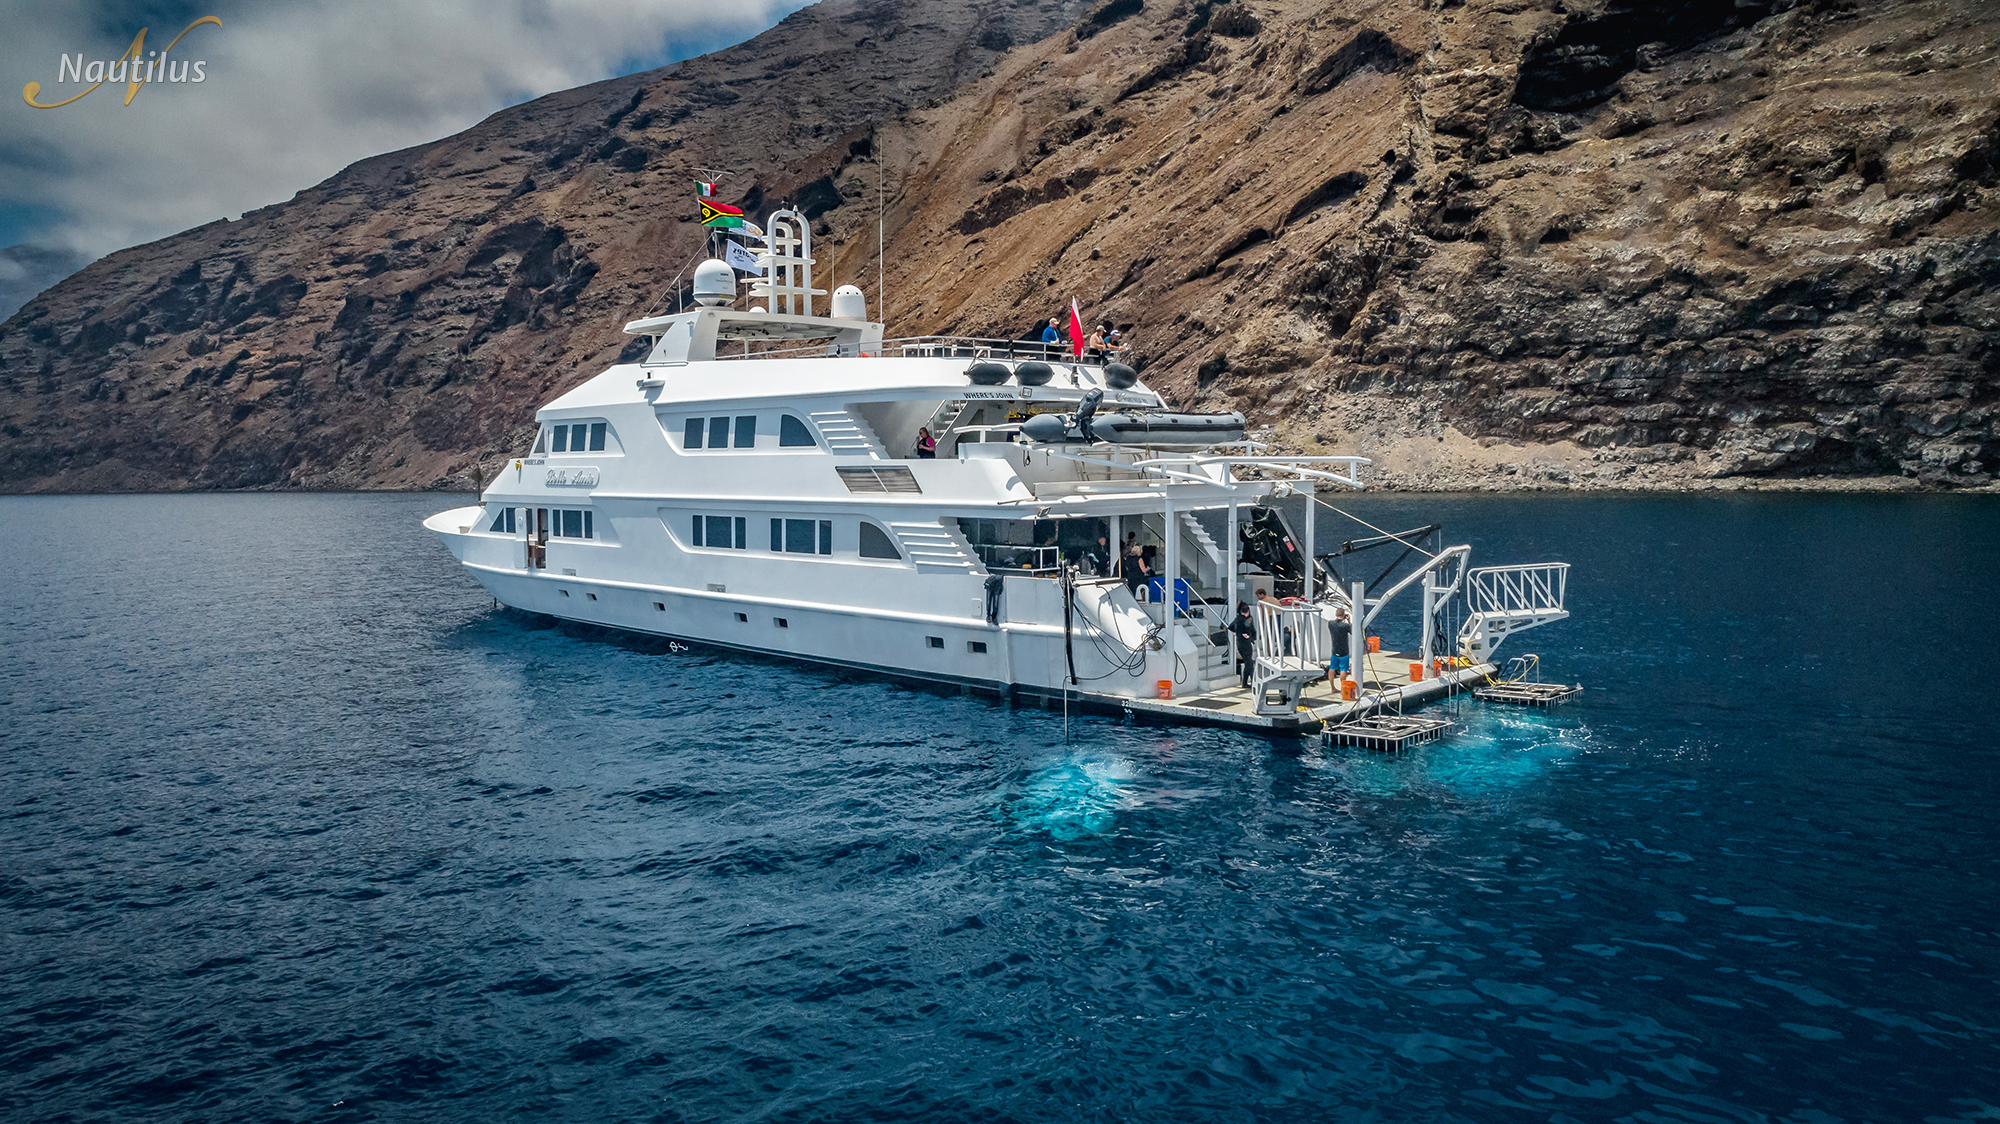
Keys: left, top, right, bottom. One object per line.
{"left": 1003, "top": 751, "right": 1141, "bottom": 841}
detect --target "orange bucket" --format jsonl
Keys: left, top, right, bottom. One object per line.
{"left": 1156, "top": 679, "right": 1173, "bottom": 700}
{"left": 1341, "top": 679, "right": 1357, "bottom": 701}
{"left": 1409, "top": 662, "right": 1424, "bottom": 682}
{"left": 1367, "top": 636, "right": 1381, "bottom": 653}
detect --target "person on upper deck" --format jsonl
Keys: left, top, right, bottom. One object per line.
{"left": 1085, "top": 326, "right": 1108, "bottom": 364}
{"left": 915, "top": 427, "right": 937, "bottom": 459}
{"left": 1041, "top": 317, "right": 1062, "bottom": 358}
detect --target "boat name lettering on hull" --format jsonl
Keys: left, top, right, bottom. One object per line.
{"left": 546, "top": 466, "right": 600, "bottom": 487}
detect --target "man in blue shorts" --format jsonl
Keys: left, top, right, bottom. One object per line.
{"left": 1325, "top": 607, "right": 1351, "bottom": 691}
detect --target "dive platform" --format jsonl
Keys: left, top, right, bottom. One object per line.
{"left": 1068, "top": 649, "right": 1496, "bottom": 734}
{"left": 1472, "top": 681, "right": 1583, "bottom": 707}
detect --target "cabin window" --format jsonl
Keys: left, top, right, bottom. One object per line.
{"left": 968, "top": 641, "right": 988, "bottom": 654}
{"left": 734, "top": 415, "right": 757, "bottom": 448}
{"left": 533, "top": 429, "right": 547, "bottom": 455}
{"left": 734, "top": 612, "right": 747, "bottom": 622}
{"left": 779, "top": 415, "right": 816, "bottom": 447}
{"left": 858, "top": 522, "right": 901, "bottom": 560}
{"left": 547, "top": 508, "right": 594, "bottom": 539}
{"left": 784, "top": 518, "right": 814, "bottom": 553}
{"left": 771, "top": 518, "right": 833, "bottom": 554}
{"left": 926, "top": 636, "right": 944, "bottom": 649}
{"left": 684, "top": 418, "right": 704, "bottom": 448}
{"left": 693, "top": 514, "right": 746, "bottom": 549}
{"left": 551, "top": 425, "right": 569, "bottom": 453}
{"left": 589, "top": 422, "right": 607, "bottom": 451}
{"left": 774, "top": 617, "right": 788, "bottom": 628}
{"left": 654, "top": 602, "right": 666, "bottom": 611}
{"left": 488, "top": 507, "right": 516, "bottom": 534}
{"left": 709, "top": 416, "right": 730, "bottom": 447}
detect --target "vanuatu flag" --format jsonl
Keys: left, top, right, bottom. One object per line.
{"left": 700, "top": 198, "right": 745, "bottom": 228}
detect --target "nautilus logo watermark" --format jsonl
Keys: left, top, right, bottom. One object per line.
{"left": 22, "top": 16, "right": 220, "bottom": 108}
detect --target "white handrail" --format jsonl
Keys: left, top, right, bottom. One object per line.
{"left": 1467, "top": 563, "right": 1569, "bottom": 614}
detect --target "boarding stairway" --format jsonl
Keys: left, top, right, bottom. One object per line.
{"left": 1250, "top": 602, "right": 1331, "bottom": 715}
{"left": 1457, "top": 563, "right": 1569, "bottom": 661}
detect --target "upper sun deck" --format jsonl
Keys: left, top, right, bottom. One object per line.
{"left": 542, "top": 309, "right": 1161, "bottom": 416}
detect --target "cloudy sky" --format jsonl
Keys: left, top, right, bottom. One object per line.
{"left": 0, "top": 0, "right": 809, "bottom": 266}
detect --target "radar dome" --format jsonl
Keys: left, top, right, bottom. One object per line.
{"left": 830, "top": 284, "right": 866, "bottom": 320}
{"left": 692, "top": 259, "right": 735, "bottom": 307}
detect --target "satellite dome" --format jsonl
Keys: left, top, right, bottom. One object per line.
{"left": 692, "top": 259, "right": 735, "bottom": 307}
{"left": 830, "top": 284, "right": 866, "bottom": 320}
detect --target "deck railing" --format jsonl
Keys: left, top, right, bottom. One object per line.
{"left": 707, "top": 334, "right": 1131, "bottom": 365}
{"left": 1466, "top": 563, "right": 1570, "bottom": 615}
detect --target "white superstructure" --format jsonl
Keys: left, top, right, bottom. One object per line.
{"left": 425, "top": 210, "right": 1572, "bottom": 729}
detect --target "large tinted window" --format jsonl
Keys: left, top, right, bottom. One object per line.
{"left": 818, "top": 520, "right": 832, "bottom": 555}
{"left": 709, "top": 416, "right": 730, "bottom": 447}
{"left": 705, "top": 515, "right": 733, "bottom": 548}
{"left": 858, "top": 522, "right": 900, "bottom": 559}
{"left": 734, "top": 415, "right": 756, "bottom": 448}
{"left": 785, "top": 519, "right": 815, "bottom": 554}
{"left": 684, "top": 418, "right": 704, "bottom": 448}
{"left": 589, "top": 422, "right": 607, "bottom": 451}
{"left": 551, "top": 425, "right": 569, "bottom": 453}
{"left": 691, "top": 514, "right": 704, "bottom": 546}
{"left": 779, "top": 415, "right": 816, "bottom": 447}
{"left": 562, "top": 510, "right": 583, "bottom": 538}
{"left": 732, "top": 516, "right": 746, "bottom": 549}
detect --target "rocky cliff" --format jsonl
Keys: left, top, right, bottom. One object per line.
{"left": 2, "top": 0, "right": 1996, "bottom": 492}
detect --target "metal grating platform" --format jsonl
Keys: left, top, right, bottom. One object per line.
{"left": 1322, "top": 714, "right": 1450, "bottom": 752}
{"left": 1472, "top": 681, "right": 1583, "bottom": 707}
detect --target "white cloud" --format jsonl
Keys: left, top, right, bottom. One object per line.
{"left": 0, "top": 0, "right": 806, "bottom": 258}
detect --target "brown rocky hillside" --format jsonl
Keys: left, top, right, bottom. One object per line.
{"left": 2, "top": 0, "right": 1996, "bottom": 492}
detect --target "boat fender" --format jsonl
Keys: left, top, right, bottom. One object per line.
{"left": 1014, "top": 361, "right": 1054, "bottom": 387}
{"left": 1103, "top": 362, "right": 1138, "bottom": 389}
{"left": 1020, "top": 413, "right": 1074, "bottom": 443}
{"left": 966, "top": 362, "right": 1011, "bottom": 386}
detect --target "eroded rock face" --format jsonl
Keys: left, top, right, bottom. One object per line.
{"left": 2, "top": 0, "right": 1995, "bottom": 492}
{"left": 0, "top": 0, "right": 1096, "bottom": 491}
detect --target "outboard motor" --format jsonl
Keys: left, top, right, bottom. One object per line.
{"left": 1074, "top": 389, "right": 1103, "bottom": 442}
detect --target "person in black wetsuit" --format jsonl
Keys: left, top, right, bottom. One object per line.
{"left": 1228, "top": 602, "right": 1257, "bottom": 689}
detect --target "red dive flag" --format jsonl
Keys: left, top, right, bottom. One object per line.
{"left": 700, "top": 197, "right": 745, "bottom": 228}
{"left": 1067, "top": 298, "right": 1086, "bottom": 358}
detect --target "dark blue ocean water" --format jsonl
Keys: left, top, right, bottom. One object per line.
{"left": 2, "top": 492, "right": 1995, "bottom": 1124}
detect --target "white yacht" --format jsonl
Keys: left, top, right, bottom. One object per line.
{"left": 426, "top": 210, "right": 1574, "bottom": 731}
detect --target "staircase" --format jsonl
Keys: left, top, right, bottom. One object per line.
{"left": 1193, "top": 629, "right": 1235, "bottom": 688}
{"left": 1178, "top": 511, "right": 1224, "bottom": 587}
{"left": 921, "top": 399, "right": 972, "bottom": 447}
{"left": 810, "top": 409, "right": 887, "bottom": 457}
{"left": 888, "top": 520, "right": 985, "bottom": 575}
